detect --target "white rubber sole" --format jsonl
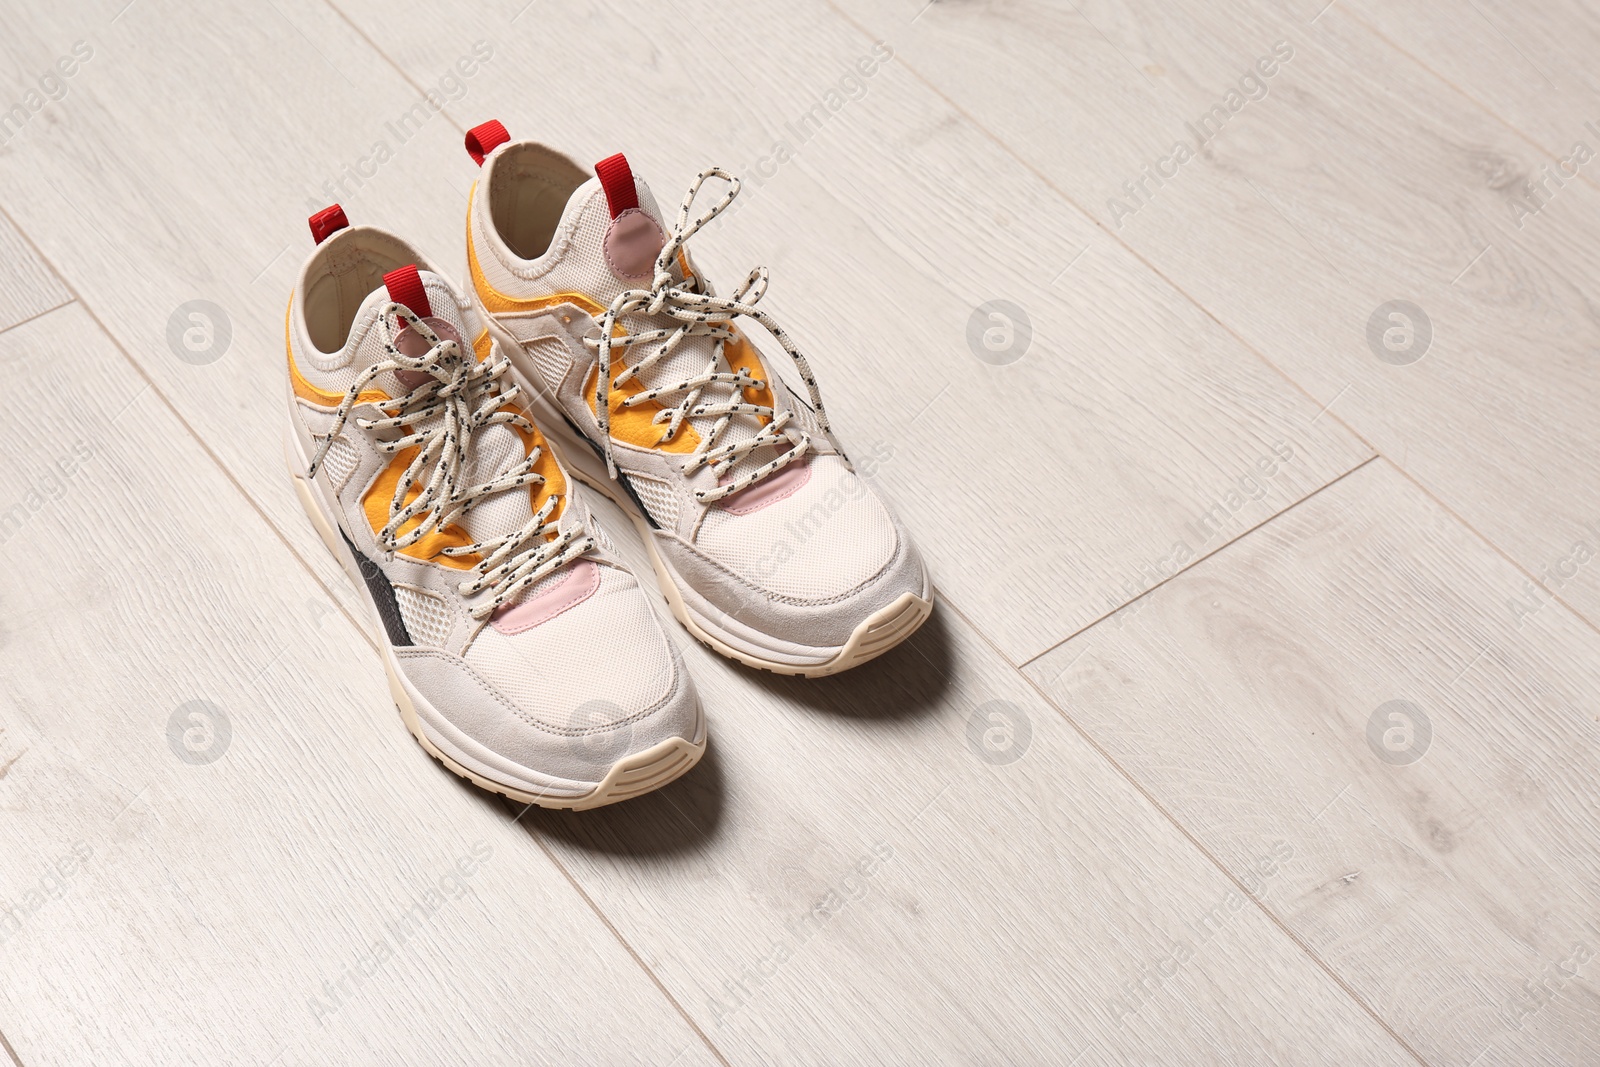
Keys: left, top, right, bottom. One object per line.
{"left": 283, "top": 417, "right": 705, "bottom": 810}
{"left": 480, "top": 311, "right": 935, "bottom": 678}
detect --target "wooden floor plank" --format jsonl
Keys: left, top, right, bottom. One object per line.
{"left": 0, "top": 0, "right": 1369, "bottom": 666}
{"left": 0, "top": 211, "right": 69, "bottom": 335}
{"left": 1333, "top": 0, "right": 1600, "bottom": 157}
{"left": 0, "top": 0, "right": 487, "bottom": 639}
{"left": 6, "top": 0, "right": 1593, "bottom": 1062}
{"left": 0, "top": 304, "right": 722, "bottom": 1067}
{"left": 0, "top": 241, "right": 1407, "bottom": 1064}
{"left": 838, "top": 0, "right": 1600, "bottom": 642}
{"left": 518, "top": 478, "right": 1416, "bottom": 1066}
{"left": 1027, "top": 460, "right": 1600, "bottom": 1066}
{"left": 0, "top": 5, "right": 1397, "bottom": 1061}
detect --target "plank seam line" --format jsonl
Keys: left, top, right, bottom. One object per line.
{"left": 1, "top": 183, "right": 728, "bottom": 1061}
{"left": 0, "top": 1020, "right": 25, "bottom": 1067}
{"left": 1373, "top": 455, "right": 1600, "bottom": 636}
{"left": 941, "top": 580, "right": 1433, "bottom": 1067}
{"left": 809, "top": 9, "right": 1427, "bottom": 1058}
{"left": 1319, "top": 11, "right": 1600, "bottom": 641}
{"left": 1019, "top": 454, "right": 1380, "bottom": 668}
{"left": 321, "top": 0, "right": 474, "bottom": 140}
{"left": 330, "top": 0, "right": 1436, "bottom": 697}
{"left": 818, "top": 0, "right": 1386, "bottom": 459}
{"left": 1, "top": 8, "right": 1579, "bottom": 1059}
{"left": 522, "top": 826, "right": 735, "bottom": 1067}
{"left": 1340, "top": 5, "right": 1600, "bottom": 202}
{"left": 310, "top": 11, "right": 1584, "bottom": 1065}
{"left": 823, "top": 0, "right": 1600, "bottom": 654}
{"left": 0, "top": 298, "right": 74, "bottom": 341}
{"left": 0, "top": 194, "right": 732, "bottom": 1067}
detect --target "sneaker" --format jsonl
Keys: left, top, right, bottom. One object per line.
{"left": 460, "top": 121, "right": 933, "bottom": 677}
{"left": 283, "top": 204, "right": 704, "bottom": 809}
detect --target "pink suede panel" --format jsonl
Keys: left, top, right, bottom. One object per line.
{"left": 394, "top": 317, "right": 464, "bottom": 390}
{"left": 603, "top": 208, "right": 665, "bottom": 280}
{"left": 719, "top": 453, "right": 812, "bottom": 515}
{"left": 490, "top": 559, "right": 600, "bottom": 635}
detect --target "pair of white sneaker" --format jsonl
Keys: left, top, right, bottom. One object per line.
{"left": 284, "top": 121, "right": 933, "bottom": 809}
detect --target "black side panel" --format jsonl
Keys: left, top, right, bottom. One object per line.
{"left": 562, "top": 412, "right": 660, "bottom": 530}
{"left": 340, "top": 529, "right": 412, "bottom": 646}
{"left": 615, "top": 472, "right": 661, "bottom": 530}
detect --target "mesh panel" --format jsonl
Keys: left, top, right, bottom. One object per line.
{"left": 485, "top": 179, "right": 772, "bottom": 476}
{"left": 522, "top": 335, "right": 572, "bottom": 393}
{"left": 465, "top": 567, "right": 673, "bottom": 725}
{"left": 626, "top": 474, "right": 679, "bottom": 528}
{"left": 297, "top": 273, "right": 463, "bottom": 400}
{"left": 319, "top": 435, "right": 359, "bottom": 491}
{"left": 301, "top": 270, "right": 547, "bottom": 553}
{"left": 455, "top": 422, "right": 529, "bottom": 546}
{"left": 394, "top": 586, "right": 453, "bottom": 647}
{"left": 697, "top": 456, "right": 898, "bottom": 601}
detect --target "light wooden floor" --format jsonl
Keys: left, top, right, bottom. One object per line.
{"left": 1, "top": 0, "right": 1597, "bottom": 1063}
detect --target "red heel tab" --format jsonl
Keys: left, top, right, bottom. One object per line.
{"left": 308, "top": 204, "right": 348, "bottom": 244}
{"left": 465, "top": 120, "right": 510, "bottom": 165}
{"left": 382, "top": 265, "right": 432, "bottom": 319}
{"left": 595, "top": 154, "right": 639, "bottom": 218}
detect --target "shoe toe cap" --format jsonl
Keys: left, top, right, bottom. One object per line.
{"left": 680, "top": 455, "right": 930, "bottom": 648}
{"left": 697, "top": 454, "right": 902, "bottom": 603}
{"left": 399, "top": 565, "right": 702, "bottom": 789}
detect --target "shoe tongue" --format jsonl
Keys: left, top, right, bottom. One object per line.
{"left": 347, "top": 269, "right": 551, "bottom": 565}
{"left": 345, "top": 267, "right": 471, "bottom": 384}
{"left": 551, "top": 175, "right": 771, "bottom": 474}
{"left": 557, "top": 177, "right": 673, "bottom": 306}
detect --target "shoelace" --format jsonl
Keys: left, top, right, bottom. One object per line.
{"left": 590, "top": 167, "right": 832, "bottom": 504}
{"left": 307, "top": 304, "right": 594, "bottom": 619}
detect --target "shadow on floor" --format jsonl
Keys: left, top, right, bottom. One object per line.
{"left": 513, "top": 735, "right": 727, "bottom": 859}
{"left": 744, "top": 599, "right": 956, "bottom": 722}
{"left": 481, "top": 603, "right": 954, "bottom": 860}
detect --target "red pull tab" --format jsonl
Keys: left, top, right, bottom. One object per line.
{"left": 308, "top": 204, "right": 348, "bottom": 244}
{"left": 465, "top": 120, "right": 509, "bottom": 165}
{"left": 382, "top": 265, "right": 432, "bottom": 319}
{"left": 595, "top": 154, "right": 639, "bottom": 219}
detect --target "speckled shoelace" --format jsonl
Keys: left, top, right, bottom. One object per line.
{"left": 309, "top": 305, "right": 594, "bottom": 618}
{"left": 589, "top": 167, "right": 834, "bottom": 504}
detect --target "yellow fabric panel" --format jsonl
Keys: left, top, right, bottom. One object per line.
{"left": 509, "top": 417, "right": 569, "bottom": 534}
{"left": 466, "top": 199, "right": 608, "bottom": 317}
{"left": 362, "top": 446, "right": 480, "bottom": 571}
{"left": 466, "top": 198, "right": 774, "bottom": 452}
{"left": 721, "top": 327, "right": 774, "bottom": 425}
{"left": 361, "top": 405, "right": 567, "bottom": 572}
{"left": 582, "top": 359, "right": 702, "bottom": 453}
